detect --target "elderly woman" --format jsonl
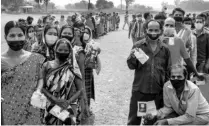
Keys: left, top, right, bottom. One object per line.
{"left": 1, "top": 21, "right": 45, "bottom": 125}
{"left": 32, "top": 25, "right": 59, "bottom": 61}
{"left": 37, "top": 38, "right": 84, "bottom": 125}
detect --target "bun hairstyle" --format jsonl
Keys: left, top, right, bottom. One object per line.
{"left": 5, "top": 21, "right": 26, "bottom": 37}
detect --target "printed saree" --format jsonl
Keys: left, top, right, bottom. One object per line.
{"left": 44, "top": 60, "right": 82, "bottom": 125}
{"left": 1, "top": 53, "right": 45, "bottom": 125}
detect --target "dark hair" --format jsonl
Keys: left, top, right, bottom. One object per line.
{"left": 4, "top": 21, "right": 26, "bottom": 36}
{"left": 27, "top": 16, "right": 33, "bottom": 21}
{"left": 55, "top": 38, "right": 72, "bottom": 52}
{"left": 43, "top": 16, "right": 48, "bottom": 24}
{"left": 183, "top": 17, "right": 192, "bottom": 23}
{"left": 61, "top": 15, "right": 64, "bottom": 18}
{"left": 154, "top": 13, "right": 167, "bottom": 20}
{"left": 132, "top": 14, "right": 136, "bottom": 18}
{"left": 197, "top": 13, "right": 207, "bottom": 21}
{"left": 137, "top": 14, "right": 142, "bottom": 17}
{"left": 145, "top": 20, "right": 163, "bottom": 30}
{"left": 73, "top": 21, "right": 85, "bottom": 28}
{"left": 59, "top": 25, "right": 74, "bottom": 38}
{"left": 26, "top": 25, "right": 34, "bottom": 36}
{"left": 172, "top": 8, "right": 185, "bottom": 16}
{"left": 144, "top": 12, "right": 151, "bottom": 20}
{"left": 43, "top": 25, "right": 59, "bottom": 38}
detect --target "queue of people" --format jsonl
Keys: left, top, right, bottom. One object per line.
{"left": 1, "top": 7, "right": 209, "bottom": 125}
{"left": 127, "top": 7, "right": 209, "bottom": 125}
{"left": 1, "top": 13, "right": 102, "bottom": 125}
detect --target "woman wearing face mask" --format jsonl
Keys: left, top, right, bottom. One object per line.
{"left": 1, "top": 21, "right": 45, "bottom": 125}
{"left": 37, "top": 38, "right": 84, "bottom": 125}
{"left": 72, "top": 21, "right": 91, "bottom": 122}
{"left": 23, "top": 26, "right": 38, "bottom": 51}
{"left": 83, "top": 26, "right": 101, "bottom": 115}
{"left": 32, "top": 25, "right": 59, "bottom": 61}
{"left": 59, "top": 25, "right": 74, "bottom": 42}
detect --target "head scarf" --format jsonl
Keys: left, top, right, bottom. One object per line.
{"left": 42, "top": 25, "right": 59, "bottom": 58}
{"left": 54, "top": 38, "right": 82, "bottom": 79}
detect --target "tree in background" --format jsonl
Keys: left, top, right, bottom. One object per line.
{"left": 178, "top": 0, "right": 209, "bottom": 12}
{"left": 34, "top": 0, "right": 42, "bottom": 9}
{"left": 2, "top": 0, "right": 24, "bottom": 11}
{"left": 125, "top": 0, "right": 134, "bottom": 13}
{"left": 95, "top": 0, "right": 114, "bottom": 10}
{"left": 44, "top": 0, "right": 50, "bottom": 12}
{"left": 132, "top": 4, "right": 153, "bottom": 12}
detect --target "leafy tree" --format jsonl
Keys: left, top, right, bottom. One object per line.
{"left": 2, "top": 0, "right": 24, "bottom": 11}
{"left": 125, "top": 0, "right": 134, "bottom": 13}
{"left": 34, "top": 0, "right": 42, "bottom": 9}
{"left": 95, "top": 0, "right": 114, "bottom": 9}
{"left": 174, "top": 0, "right": 180, "bottom": 7}
{"left": 178, "top": 0, "right": 209, "bottom": 12}
{"left": 44, "top": 0, "right": 50, "bottom": 12}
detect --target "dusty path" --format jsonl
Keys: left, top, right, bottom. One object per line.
{"left": 91, "top": 27, "right": 134, "bottom": 125}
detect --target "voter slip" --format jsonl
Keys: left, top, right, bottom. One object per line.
{"left": 137, "top": 100, "right": 157, "bottom": 117}
{"left": 134, "top": 48, "right": 149, "bottom": 64}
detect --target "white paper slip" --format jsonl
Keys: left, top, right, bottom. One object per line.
{"left": 168, "top": 37, "right": 174, "bottom": 45}
{"left": 146, "top": 100, "right": 157, "bottom": 116}
{"left": 49, "top": 105, "right": 70, "bottom": 121}
{"left": 137, "top": 102, "right": 147, "bottom": 117}
{"left": 134, "top": 48, "right": 149, "bottom": 64}
{"left": 30, "top": 91, "right": 47, "bottom": 109}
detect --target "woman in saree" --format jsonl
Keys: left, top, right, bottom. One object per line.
{"left": 23, "top": 25, "right": 38, "bottom": 51}
{"left": 59, "top": 23, "right": 90, "bottom": 121}
{"left": 1, "top": 21, "right": 45, "bottom": 125}
{"left": 37, "top": 38, "right": 84, "bottom": 125}
{"left": 32, "top": 25, "right": 59, "bottom": 61}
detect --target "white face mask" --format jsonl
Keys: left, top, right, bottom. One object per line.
{"left": 195, "top": 23, "right": 203, "bottom": 30}
{"left": 184, "top": 24, "right": 191, "bottom": 30}
{"left": 164, "top": 27, "right": 176, "bottom": 36}
{"left": 45, "top": 35, "right": 57, "bottom": 46}
{"left": 83, "top": 33, "right": 90, "bottom": 41}
{"left": 28, "top": 32, "right": 35, "bottom": 38}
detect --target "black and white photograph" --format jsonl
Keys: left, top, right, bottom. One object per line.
{"left": 1, "top": 0, "right": 209, "bottom": 125}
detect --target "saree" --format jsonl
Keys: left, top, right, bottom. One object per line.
{"left": 44, "top": 60, "right": 82, "bottom": 125}
{"left": 1, "top": 53, "right": 45, "bottom": 125}
{"left": 23, "top": 38, "right": 37, "bottom": 52}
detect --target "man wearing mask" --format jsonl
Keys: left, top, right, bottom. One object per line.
{"left": 172, "top": 8, "right": 193, "bottom": 55}
{"left": 128, "top": 14, "right": 137, "bottom": 44}
{"left": 131, "top": 14, "right": 144, "bottom": 43}
{"left": 183, "top": 17, "right": 197, "bottom": 67}
{"left": 27, "top": 16, "right": 34, "bottom": 25}
{"left": 59, "top": 15, "right": 67, "bottom": 28}
{"left": 193, "top": 14, "right": 209, "bottom": 73}
{"left": 127, "top": 20, "right": 171, "bottom": 125}
{"left": 162, "top": 17, "right": 202, "bottom": 79}
{"left": 144, "top": 65, "right": 209, "bottom": 125}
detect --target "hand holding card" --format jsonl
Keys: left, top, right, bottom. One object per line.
{"left": 134, "top": 48, "right": 149, "bottom": 64}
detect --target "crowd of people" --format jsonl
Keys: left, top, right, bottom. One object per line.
{"left": 1, "top": 6, "right": 209, "bottom": 125}
{"left": 1, "top": 12, "right": 105, "bottom": 125}
{"left": 127, "top": 7, "right": 209, "bottom": 125}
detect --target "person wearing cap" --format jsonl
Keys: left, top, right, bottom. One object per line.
{"left": 144, "top": 65, "right": 209, "bottom": 125}
{"left": 59, "top": 15, "right": 67, "bottom": 28}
